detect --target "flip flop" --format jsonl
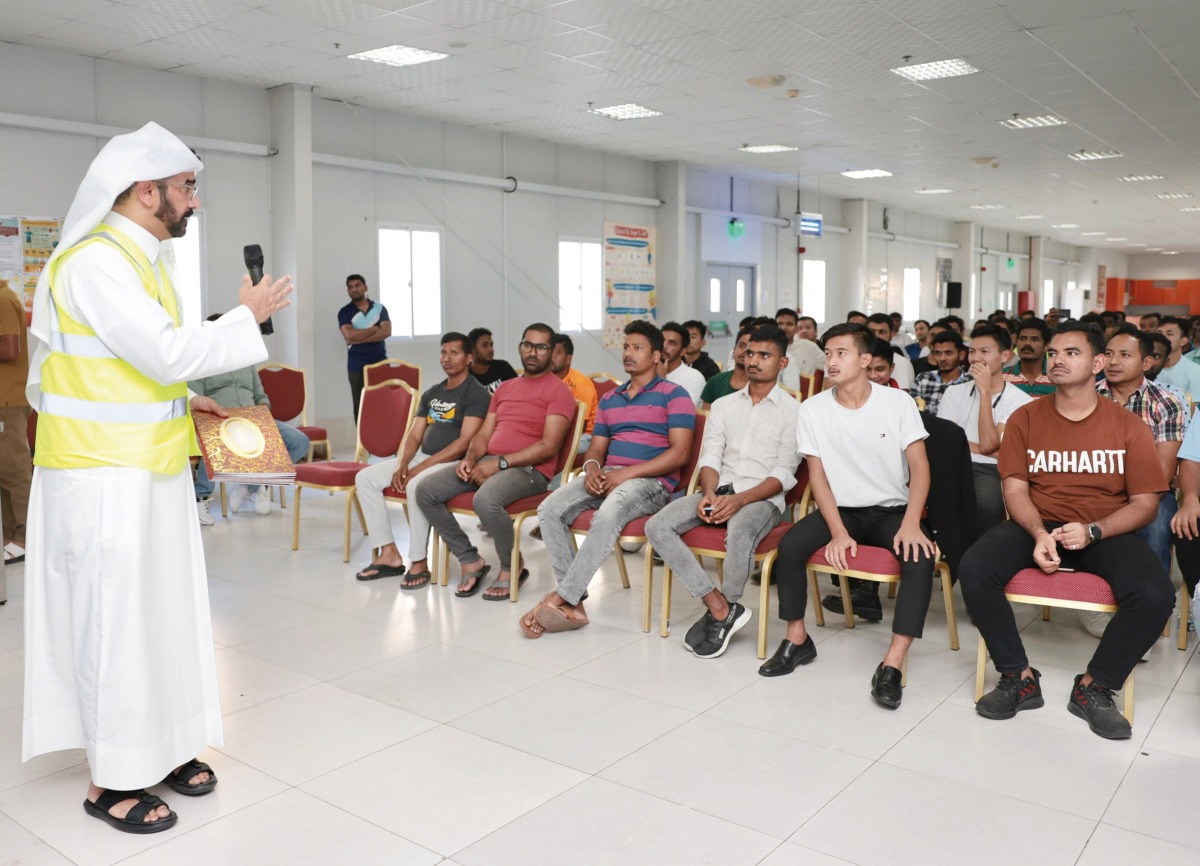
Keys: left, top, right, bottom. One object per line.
{"left": 162, "top": 758, "right": 218, "bottom": 796}
{"left": 455, "top": 564, "right": 491, "bottom": 597}
{"left": 356, "top": 562, "right": 407, "bottom": 582}
{"left": 483, "top": 568, "right": 529, "bottom": 601}
{"left": 535, "top": 603, "right": 589, "bottom": 632}
{"left": 84, "top": 789, "right": 177, "bottom": 834}
{"left": 519, "top": 603, "right": 547, "bottom": 639}
{"left": 400, "top": 570, "right": 432, "bottom": 591}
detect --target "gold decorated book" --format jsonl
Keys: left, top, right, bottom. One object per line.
{"left": 193, "top": 405, "right": 296, "bottom": 486}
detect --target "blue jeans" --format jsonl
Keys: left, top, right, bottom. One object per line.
{"left": 1136, "top": 493, "right": 1178, "bottom": 575}
{"left": 194, "top": 420, "right": 311, "bottom": 499}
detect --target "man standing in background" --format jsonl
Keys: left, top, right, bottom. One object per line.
{"left": 338, "top": 274, "right": 390, "bottom": 421}
{"left": 0, "top": 277, "right": 31, "bottom": 565}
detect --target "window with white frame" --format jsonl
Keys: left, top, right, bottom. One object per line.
{"left": 1043, "top": 279, "right": 1055, "bottom": 313}
{"left": 802, "top": 258, "right": 826, "bottom": 323}
{"left": 903, "top": 267, "right": 921, "bottom": 322}
{"left": 172, "top": 210, "right": 204, "bottom": 326}
{"left": 558, "top": 240, "right": 602, "bottom": 332}
{"left": 378, "top": 226, "right": 442, "bottom": 338}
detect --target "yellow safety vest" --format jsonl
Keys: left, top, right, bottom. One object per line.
{"left": 36, "top": 222, "right": 195, "bottom": 475}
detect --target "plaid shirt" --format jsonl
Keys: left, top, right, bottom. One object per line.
{"left": 909, "top": 369, "right": 971, "bottom": 415}
{"left": 1096, "top": 377, "right": 1187, "bottom": 443}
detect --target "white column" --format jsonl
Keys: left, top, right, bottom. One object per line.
{"left": 1029, "top": 236, "right": 1045, "bottom": 313}
{"left": 951, "top": 221, "right": 975, "bottom": 316}
{"left": 842, "top": 198, "right": 869, "bottom": 315}
{"left": 654, "top": 161, "right": 687, "bottom": 323}
{"left": 267, "top": 84, "right": 315, "bottom": 406}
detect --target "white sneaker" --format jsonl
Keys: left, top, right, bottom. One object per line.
{"left": 3, "top": 541, "right": 25, "bottom": 564}
{"left": 196, "top": 499, "right": 214, "bottom": 526}
{"left": 228, "top": 484, "right": 249, "bottom": 514}
{"left": 254, "top": 487, "right": 271, "bottom": 515}
{"left": 1078, "top": 609, "right": 1111, "bottom": 639}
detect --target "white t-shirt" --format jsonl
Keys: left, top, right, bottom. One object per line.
{"left": 936, "top": 380, "right": 1033, "bottom": 465}
{"left": 666, "top": 362, "right": 706, "bottom": 407}
{"left": 788, "top": 338, "right": 825, "bottom": 377}
{"left": 891, "top": 352, "right": 916, "bottom": 390}
{"left": 796, "top": 382, "right": 929, "bottom": 507}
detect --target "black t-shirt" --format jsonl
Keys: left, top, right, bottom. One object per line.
{"left": 418, "top": 376, "right": 491, "bottom": 455}
{"left": 690, "top": 351, "right": 721, "bottom": 382}
{"left": 472, "top": 359, "right": 518, "bottom": 394}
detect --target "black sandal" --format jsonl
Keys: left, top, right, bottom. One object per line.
{"left": 162, "top": 758, "right": 218, "bottom": 796}
{"left": 84, "top": 789, "right": 177, "bottom": 834}
{"left": 356, "top": 562, "right": 407, "bottom": 582}
{"left": 401, "top": 570, "right": 432, "bottom": 591}
{"left": 483, "top": 568, "right": 530, "bottom": 601}
{"left": 455, "top": 564, "right": 490, "bottom": 597}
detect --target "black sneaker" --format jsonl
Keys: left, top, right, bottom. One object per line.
{"left": 1068, "top": 674, "right": 1132, "bottom": 739}
{"left": 692, "top": 603, "right": 751, "bottom": 659}
{"left": 976, "top": 669, "right": 1044, "bottom": 720}
{"left": 682, "top": 611, "right": 712, "bottom": 654}
{"left": 821, "top": 588, "right": 883, "bottom": 622}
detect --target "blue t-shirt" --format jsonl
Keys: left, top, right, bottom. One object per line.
{"left": 338, "top": 299, "right": 390, "bottom": 372}
{"left": 1178, "top": 405, "right": 1200, "bottom": 462}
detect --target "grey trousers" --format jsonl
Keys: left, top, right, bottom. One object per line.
{"left": 355, "top": 455, "right": 438, "bottom": 562}
{"left": 645, "top": 493, "right": 781, "bottom": 603}
{"left": 538, "top": 473, "right": 670, "bottom": 605}
{"left": 415, "top": 463, "right": 548, "bottom": 570}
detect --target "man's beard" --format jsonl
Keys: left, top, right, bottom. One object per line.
{"left": 155, "top": 196, "right": 191, "bottom": 239}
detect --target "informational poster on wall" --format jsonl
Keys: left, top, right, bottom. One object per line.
{"left": 0, "top": 215, "right": 64, "bottom": 319}
{"left": 602, "top": 221, "right": 656, "bottom": 349}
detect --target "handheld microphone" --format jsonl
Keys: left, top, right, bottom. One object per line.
{"left": 243, "top": 244, "right": 272, "bottom": 335}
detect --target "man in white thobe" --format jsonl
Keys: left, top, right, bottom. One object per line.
{"left": 21, "top": 122, "right": 291, "bottom": 833}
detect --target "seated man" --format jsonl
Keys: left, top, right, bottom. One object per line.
{"left": 936, "top": 324, "right": 1032, "bottom": 532}
{"left": 467, "top": 326, "right": 518, "bottom": 394}
{"left": 645, "top": 325, "right": 799, "bottom": 657}
{"left": 660, "top": 321, "right": 706, "bottom": 406}
{"left": 353, "top": 332, "right": 490, "bottom": 585}
{"left": 549, "top": 333, "right": 598, "bottom": 456}
{"left": 763, "top": 323, "right": 936, "bottom": 710}
{"left": 1154, "top": 316, "right": 1200, "bottom": 401}
{"left": 961, "top": 322, "right": 1174, "bottom": 740}
{"left": 865, "top": 339, "right": 901, "bottom": 388}
{"left": 682, "top": 320, "right": 721, "bottom": 381}
{"left": 775, "top": 308, "right": 824, "bottom": 390}
{"left": 1003, "top": 317, "right": 1056, "bottom": 397}
{"left": 700, "top": 323, "right": 753, "bottom": 408}
{"left": 909, "top": 329, "right": 969, "bottom": 414}
{"left": 191, "top": 316, "right": 311, "bottom": 523}
{"left": 521, "top": 321, "right": 695, "bottom": 636}
{"left": 417, "top": 323, "right": 575, "bottom": 600}
{"left": 1171, "top": 412, "right": 1200, "bottom": 626}
{"left": 866, "top": 313, "right": 915, "bottom": 389}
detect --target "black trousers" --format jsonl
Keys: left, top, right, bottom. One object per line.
{"left": 972, "top": 463, "right": 1006, "bottom": 534}
{"left": 1173, "top": 533, "right": 1200, "bottom": 598}
{"left": 775, "top": 505, "right": 934, "bottom": 638}
{"left": 349, "top": 370, "right": 365, "bottom": 422}
{"left": 959, "top": 521, "right": 1174, "bottom": 690}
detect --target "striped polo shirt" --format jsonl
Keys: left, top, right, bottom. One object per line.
{"left": 595, "top": 375, "right": 696, "bottom": 491}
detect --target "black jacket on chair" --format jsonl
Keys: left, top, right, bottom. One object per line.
{"left": 920, "top": 412, "right": 982, "bottom": 577}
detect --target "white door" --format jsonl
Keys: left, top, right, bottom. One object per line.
{"left": 701, "top": 263, "right": 755, "bottom": 328}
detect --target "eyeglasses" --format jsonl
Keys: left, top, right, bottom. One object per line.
{"left": 161, "top": 181, "right": 200, "bottom": 201}
{"left": 519, "top": 341, "right": 553, "bottom": 353}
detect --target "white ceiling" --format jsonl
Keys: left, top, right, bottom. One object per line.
{"left": 4, "top": 0, "right": 1200, "bottom": 251}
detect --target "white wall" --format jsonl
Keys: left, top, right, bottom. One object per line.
{"left": 1129, "top": 253, "right": 1200, "bottom": 280}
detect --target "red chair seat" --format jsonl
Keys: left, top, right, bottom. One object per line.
{"left": 1005, "top": 568, "right": 1116, "bottom": 606}
{"left": 807, "top": 544, "right": 901, "bottom": 576}
{"left": 383, "top": 485, "right": 407, "bottom": 502}
{"left": 445, "top": 491, "right": 549, "bottom": 515}
{"left": 569, "top": 511, "right": 651, "bottom": 538}
{"left": 298, "top": 425, "right": 328, "bottom": 441}
{"left": 679, "top": 521, "right": 792, "bottom": 555}
{"left": 295, "top": 461, "right": 365, "bottom": 487}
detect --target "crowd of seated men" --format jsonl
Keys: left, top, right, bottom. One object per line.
{"left": 333, "top": 306, "right": 1200, "bottom": 742}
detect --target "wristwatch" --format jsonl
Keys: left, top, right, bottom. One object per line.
{"left": 497, "top": 456, "right": 510, "bottom": 471}
{"left": 1087, "top": 523, "right": 1102, "bottom": 544}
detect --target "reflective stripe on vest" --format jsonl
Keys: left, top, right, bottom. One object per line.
{"left": 35, "top": 223, "right": 194, "bottom": 474}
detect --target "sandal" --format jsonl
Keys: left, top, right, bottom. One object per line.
{"left": 535, "top": 604, "right": 590, "bottom": 632}
{"left": 483, "top": 568, "right": 529, "bottom": 601}
{"left": 455, "top": 564, "right": 491, "bottom": 598}
{"left": 84, "top": 789, "right": 177, "bottom": 834}
{"left": 400, "top": 570, "right": 432, "bottom": 591}
{"left": 162, "top": 758, "right": 218, "bottom": 796}
{"left": 519, "top": 602, "right": 548, "bottom": 639}
{"left": 356, "top": 562, "right": 406, "bottom": 582}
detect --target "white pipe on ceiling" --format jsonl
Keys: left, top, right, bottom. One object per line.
{"left": 0, "top": 111, "right": 274, "bottom": 157}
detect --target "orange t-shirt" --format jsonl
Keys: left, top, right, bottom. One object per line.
{"left": 561, "top": 367, "right": 598, "bottom": 434}
{"left": 998, "top": 395, "right": 1166, "bottom": 525}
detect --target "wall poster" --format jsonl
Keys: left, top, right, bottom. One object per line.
{"left": 0, "top": 215, "right": 64, "bottom": 319}
{"left": 602, "top": 221, "right": 656, "bottom": 349}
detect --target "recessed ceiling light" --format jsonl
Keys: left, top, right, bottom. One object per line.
{"left": 891, "top": 58, "right": 979, "bottom": 81}
{"left": 1156, "top": 192, "right": 1193, "bottom": 200}
{"left": 1147, "top": 247, "right": 1164, "bottom": 251}
{"left": 1080, "top": 231, "right": 1106, "bottom": 236}
{"left": 999, "top": 115, "right": 1068, "bottom": 129}
{"left": 915, "top": 188, "right": 954, "bottom": 194}
{"left": 1069, "top": 150, "right": 1123, "bottom": 161}
{"left": 1105, "top": 237, "right": 1129, "bottom": 242}
{"left": 589, "top": 103, "right": 662, "bottom": 120}
{"left": 739, "top": 144, "right": 798, "bottom": 153}
{"left": 348, "top": 44, "right": 448, "bottom": 67}
{"left": 971, "top": 204, "right": 1004, "bottom": 210}
{"left": 1119, "top": 174, "right": 1164, "bottom": 182}
{"left": 1052, "top": 223, "right": 1079, "bottom": 228}
{"left": 841, "top": 169, "right": 892, "bottom": 179}
{"left": 1161, "top": 250, "right": 1179, "bottom": 255}
{"left": 1016, "top": 214, "right": 1045, "bottom": 220}
{"left": 1128, "top": 243, "right": 1147, "bottom": 247}
{"left": 1182, "top": 206, "right": 1200, "bottom": 212}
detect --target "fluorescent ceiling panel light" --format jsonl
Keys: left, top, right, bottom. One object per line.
{"left": 891, "top": 58, "right": 978, "bottom": 81}
{"left": 999, "top": 115, "right": 1067, "bottom": 129}
{"left": 1119, "top": 174, "right": 1163, "bottom": 182}
{"left": 1069, "top": 150, "right": 1123, "bottom": 161}
{"left": 1156, "top": 192, "right": 1193, "bottom": 200}
{"left": 1051, "top": 223, "right": 1079, "bottom": 228}
{"left": 1128, "top": 243, "right": 1147, "bottom": 247}
{"left": 739, "top": 144, "right": 798, "bottom": 153}
{"left": 589, "top": 103, "right": 662, "bottom": 120}
{"left": 841, "top": 168, "right": 892, "bottom": 179}
{"left": 1147, "top": 247, "right": 1164, "bottom": 251}
{"left": 971, "top": 204, "right": 1004, "bottom": 210}
{"left": 1181, "top": 206, "right": 1200, "bottom": 212}
{"left": 1016, "top": 214, "right": 1045, "bottom": 220}
{"left": 915, "top": 188, "right": 954, "bottom": 194}
{"left": 1161, "top": 250, "right": 1179, "bottom": 255}
{"left": 349, "top": 44, "right": 447, "bottom": 67}
{"left": 1105, "top": 237, "right": 1129, "bottom": 242}
{"left": 1080, "top": 231, "right": 1106, "bottom": 236}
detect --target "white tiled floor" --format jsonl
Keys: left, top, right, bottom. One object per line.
{"left": 2, "top": 490, "right": 1199, "bottom": 865}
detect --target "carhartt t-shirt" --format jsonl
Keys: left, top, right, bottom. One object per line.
{"left": 998, "top": 395, "right": 1166, "bottom": 525}
{"left": 486, "top": 372, "right": 576, "bottom": 478}
{"left": 937, "top": 380, "right": 1032, "bottom": 465}
{"left": 795, "top": 382, "right": 928, "bottom": 508}
{"left": 418, "top": 376, "right": 490, "bottom": 456}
